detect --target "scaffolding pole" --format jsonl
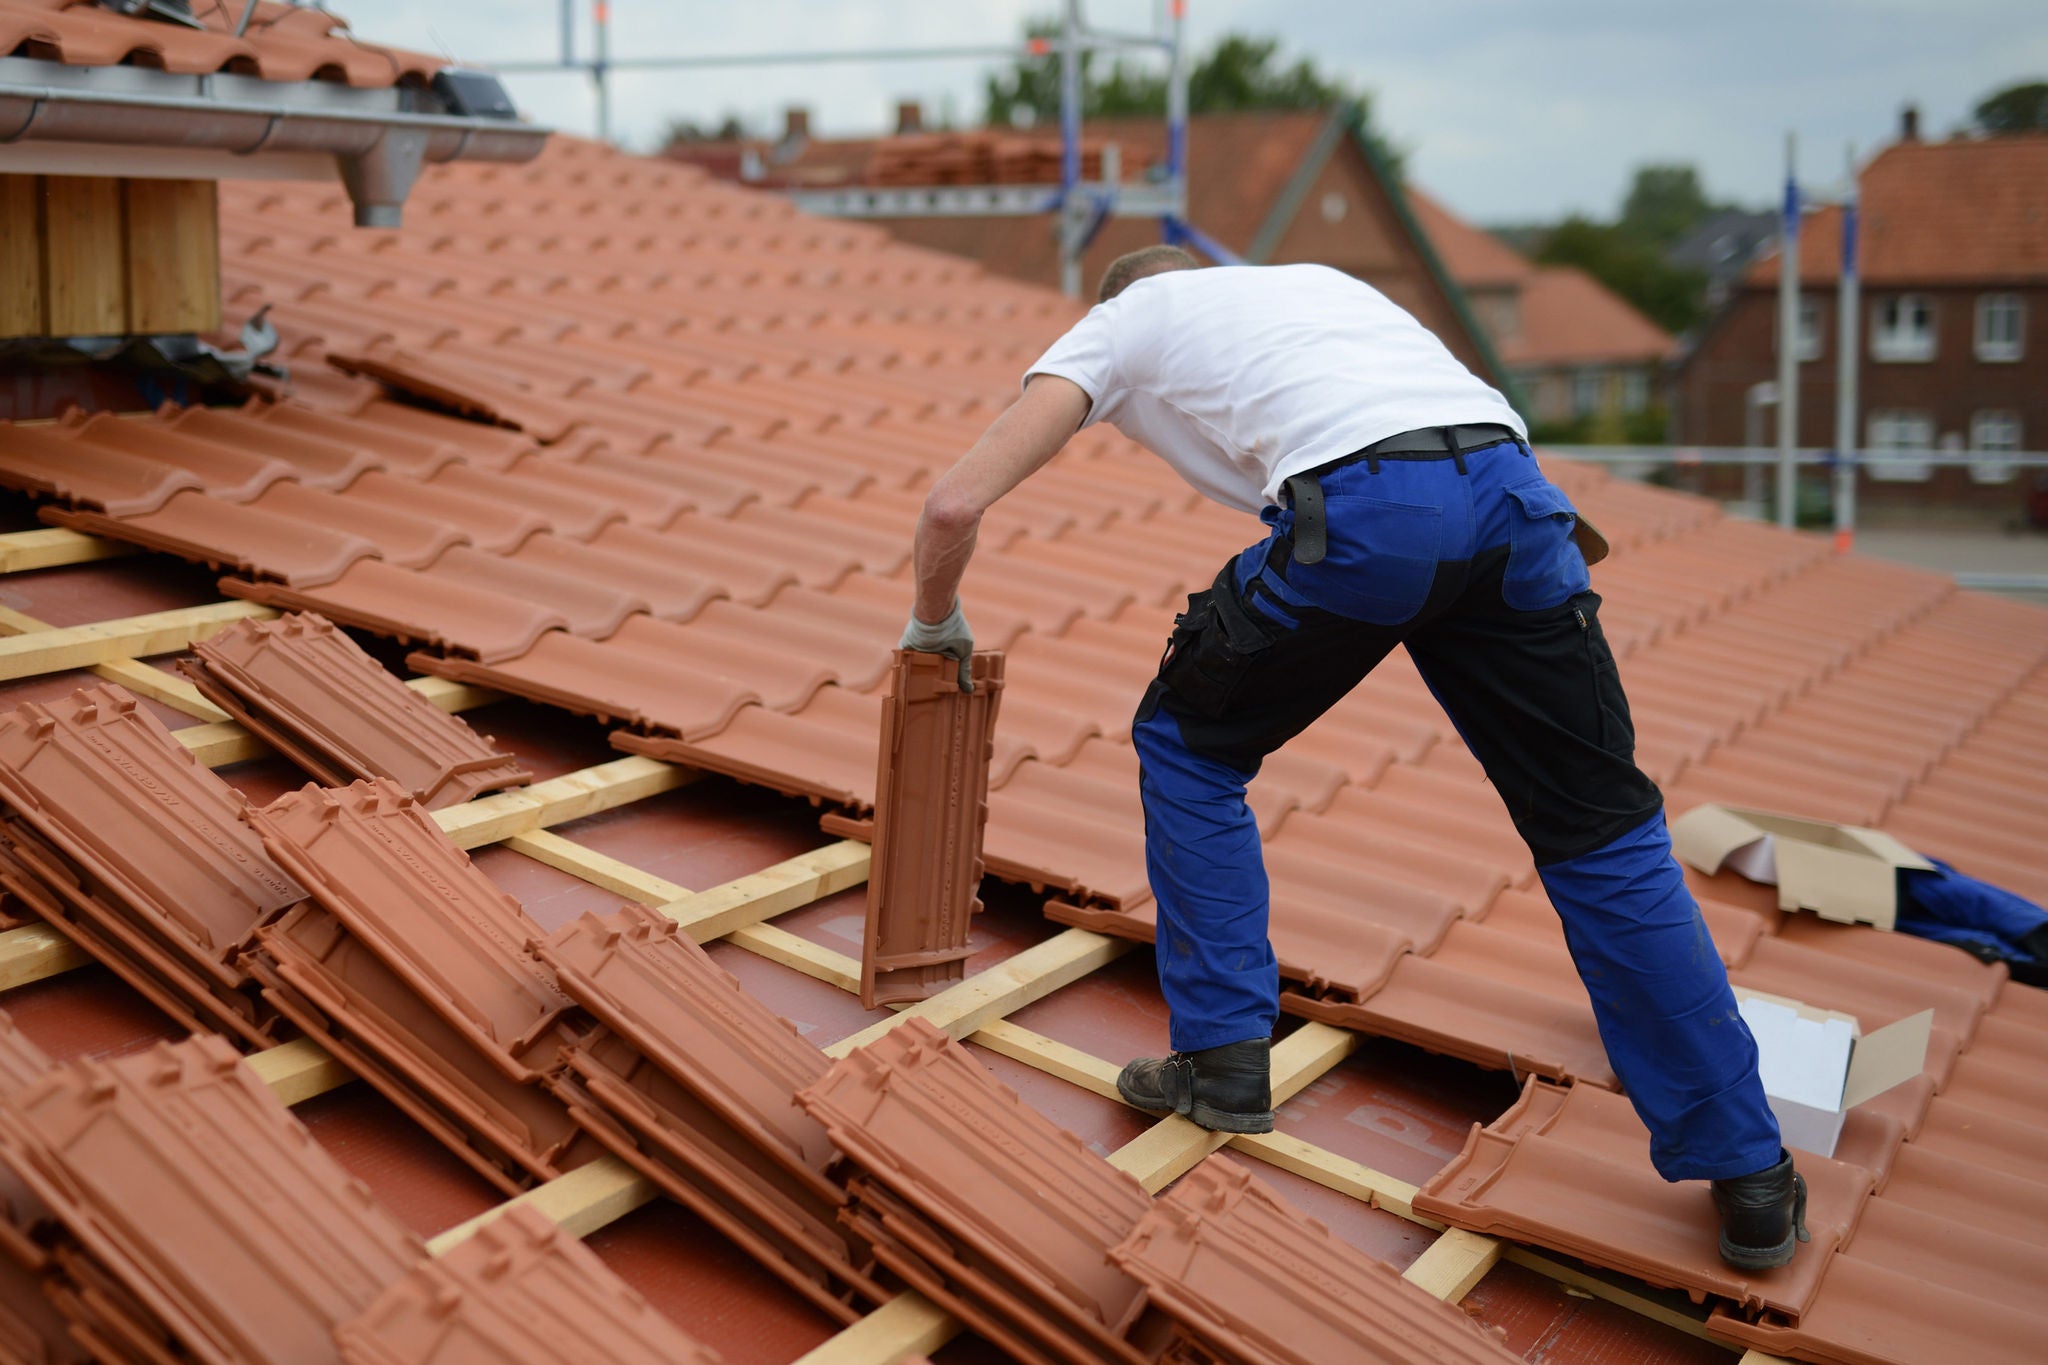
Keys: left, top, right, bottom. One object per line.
{"left": 1833, "top": 144, "right": 1860, "bottom": 554}
{"left": 1775, "top": 133, "right": 1800, "bottom": 530}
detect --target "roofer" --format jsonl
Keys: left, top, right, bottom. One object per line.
{"left": 902, "top": 245, "right": 1808, "bottom": 1271}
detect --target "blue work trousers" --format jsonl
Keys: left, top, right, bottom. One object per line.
{"left": 1132, "top": 440, "right": 1782, "bottom": 1181}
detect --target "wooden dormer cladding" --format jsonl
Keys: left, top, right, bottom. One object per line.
{"left": 0, "top": 175, "right": 221, "bottom": 340}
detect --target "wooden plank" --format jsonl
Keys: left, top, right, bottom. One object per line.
{"left": 0, "top": 601, "right": 273, "bottom": 682}
{"left": 0, "top": 174, "right": 42, "bottom": 339}
{"left": 406, "top": 676, "right": 503, "bottom": 713}
{"left": 1230, "top": 1129, "right": 1428, "bottom": 1224}
{"left": 969, "top": 1019, "right": 1122, "bottom": 1098}
{"left": 432, "top": 757, "right": 694, "bottom": 850}
{"left": 1402, "top": 1227, "right": 1503, "bottom": 1303}
{"left": 787, "top": 1291, "right": 957, "bottom": 1365}
{"left": 93, "top": 659, "right": 228, "bottom": 721}
{"left": 424, "top": 1155, "right": 659, "bottom": 1256}
{"left": 0, "top": 528, "right": 133, "bottom": 574}
{"left": 504, "top": 829, "right": 690, "bottom": 904}
{"left": 726, "top": 924, "right": 862, "bottom": 993}
{"left": 42, "top": 175, "right": 124, "bottom": 336}
{"left": 1502, "top": 1246, "right": 1721, "bottom": 1342}
{"left": 241, "top": 1037, "right": 352, "bottom": 1108}
{"left": 123, "top": 179, "right": 220, "bottom": 334}
{"left": 173, "top": 720, "right": 269, "bottom": 768}
{"left": 825, "top": 928, "right": 1127, "bottom": 1059}
{"left": 0, "top": 923, "right": 89, "bottom": 991}
{"left": 0, "top": 604, "right": 228, "bottom": 720}
{"left": 661, "top": 840, "right": 870, "bottom": 943}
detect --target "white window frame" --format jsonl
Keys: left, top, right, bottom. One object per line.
{"left": 1975, "top": 293, "right": 2024, "bottom": 362}
{"left": 1871, "top": 293, "right": 1936, "bottom": 363}
{"left": 1865, "top": 409, "right": 1935, "bottom": 481}
{"left": 1968, "top": 410, "right": 2023, "bottom": 484}
{"left": 1795, "top": 296, "right": 1823, "bottom": 362}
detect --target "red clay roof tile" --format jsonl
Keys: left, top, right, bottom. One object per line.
{"left": 1112, "top": 1154, "right": 1523, "bottom": 1364}
{"left": 335, "top": 1204, "right": 727, "bottom": 1365}
{"left": 0, "top": 1035, "right": 423, "bottom": 1363}
{"left": 797, "top": 1018, "right": 1153, "bottom": 1363}
{"left": 225, "top": 560, "right": 571, "bottom": 664}
{"left": 1417, "top": 1078, "right": 1873, "bottom": 1320}
{"left": 186, "top": 613, "right": 529, "bottom": 810}
{"left": 861, "top": 651, "right": 1003, "bottom": 1007}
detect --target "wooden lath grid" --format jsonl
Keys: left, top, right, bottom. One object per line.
{"left": 0, "top": 526, "right": 1790, "bottom": 1365}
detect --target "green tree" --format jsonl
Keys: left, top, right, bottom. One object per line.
{"left": 1972, "top": 80, "right": 2048, "bottom": 134}
{"left": 1535, "top": 216, "right": 1709, "bottom": 335}
{"left": 986, "top": 27, "right": 1358, "bottom": 124}
{"left": 1617, "top": 164, "right": 1716, "bottom": 249}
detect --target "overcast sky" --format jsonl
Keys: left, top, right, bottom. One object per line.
{"left": 343, "top": 1, "right": 2046, "bottom": 225}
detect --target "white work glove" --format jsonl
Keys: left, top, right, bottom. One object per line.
{"left": 901, "top": 600, "right": 974, "bottom": 693}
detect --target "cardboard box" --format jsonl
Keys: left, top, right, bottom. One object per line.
{"left": 1670, "top": 804, "right": 1934, "bottom": 931}
{"left": 1733, "top": 988, "right": 1932, "bottom": 1157}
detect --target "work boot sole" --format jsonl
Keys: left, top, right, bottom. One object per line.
{"left": 1188, "top": 1100, "right": 1275, "bottom": 1134}
{"left": 1717, "top": 1230, "right": 1796, "bottom": 1270}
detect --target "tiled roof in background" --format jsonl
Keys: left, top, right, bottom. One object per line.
{"left": 0, "top": 0, "right": 444, "bottom": 87}
{"left": 1746, "top": 133, "right": 2048, "bottom": 286}
{"left": 1506, "top": 265, "right": 1679, "bottom": 367}
{"left": 0, "top": 127, "right": 2041, "bottom": 1364}
{"left": 1407, "top": 188, "right": 1535, "bottom": 289}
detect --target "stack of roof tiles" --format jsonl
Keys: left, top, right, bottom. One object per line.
{"left": 0, "top": 133, "right": 2040, "bottom": 1361}
{"left": 244, "top": 778, "right": 603, "bottom": 1194}
{"left": 183, "top": 613, "right": 530, "bottom": 810}
{"left": 0, "top": 1031, "right": 730, "bottom": 1363}
{"left": 530, "top": 903, "right": 888, "bottom": 1323}
{"left": 0, "top": 686, "right": 305, "bottom": 1046}
{"left": 796, "top": 1018, "right": 1523, "bottom": 1365}
{"left": 867, "top": 133, "right": 1108, "bottom": 186}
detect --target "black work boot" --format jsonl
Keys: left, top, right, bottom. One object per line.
{"left": 1116, "top": 1039, "right": 1273, "bottom": 1134}
{"left": 1711, "top": 1149, "right": 1810, "bottom": 1270}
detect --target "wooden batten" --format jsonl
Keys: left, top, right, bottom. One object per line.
{"left": 0, "top": 174, "right": 222, "bottom": 340}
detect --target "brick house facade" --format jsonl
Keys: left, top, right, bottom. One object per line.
{"left": 1674, "top": 130, "right": 2048, "bottom": 486}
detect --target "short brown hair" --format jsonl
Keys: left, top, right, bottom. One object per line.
{"left": 1097, "top": 244, "right": 1200, "bottom": 303}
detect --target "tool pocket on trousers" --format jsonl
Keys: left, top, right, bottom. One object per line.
{"left": 1285, "top": 496, "right": 1442, "bottom": 625}
{"left": 1154, "top": 570, "right": 1280, "bottom": 718}
{"left": 1502, "top": 479, "right": 1592, "bottom": 612}
{"left": 1586, "top": 606, "right": 1636, "bottom": 758}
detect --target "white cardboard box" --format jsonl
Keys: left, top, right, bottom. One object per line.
{"left": 1670, "top": 804, "right": 1934, "bottom": 931}
{"left": 1732, "top": 988, "right": 1933, "bottom": 1157}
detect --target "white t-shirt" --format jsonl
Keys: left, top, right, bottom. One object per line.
{"left": 1024, "top": 263, "right": 1525, "bottom": 513}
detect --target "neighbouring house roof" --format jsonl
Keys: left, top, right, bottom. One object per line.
{"left": 1503, "top": 265, "right": 1679, "bottom": 369}
{"left": 1407, "top": 187, "right": 1534, "bottom": 290}
{"left": 1411, "top": 191, "right": 1675, "bottom": 371}
{"left": 0, "top": 0, "right": 444, "bottom": 88}
{"left": 0, "top": 98, "right": 2043, "bottom": 1365}
{"left": 665, "top": 107, "right": 1515, "bottom": 393}
{"left": 1744, "top": 133, "right": 2048, "bottom": 286}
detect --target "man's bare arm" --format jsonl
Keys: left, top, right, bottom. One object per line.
{"left": 911, "top": 374, "right": 1092, "bottom": 623}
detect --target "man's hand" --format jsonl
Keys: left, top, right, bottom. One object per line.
{"left": 901, "top": 600, "right": 975, "bottom": 692}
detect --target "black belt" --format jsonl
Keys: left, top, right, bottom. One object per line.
{"left": 1281, "top": 423, "right": 1526, "bottom": 565}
